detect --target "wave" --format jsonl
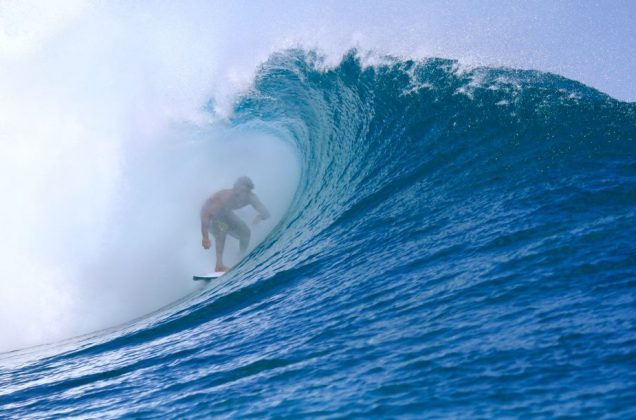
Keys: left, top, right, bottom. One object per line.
{"left": 1, "top": 50, "right": 635, "bottom": 417}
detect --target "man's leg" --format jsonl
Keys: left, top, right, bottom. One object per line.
{"left": 238, "top": 226, "right": 250, "bottom": 254}
{"left": 226, "top": 213, "right": 251, "bottom": 254}
{"left": 212, "top": 224, "right": 229, "bottom": 272}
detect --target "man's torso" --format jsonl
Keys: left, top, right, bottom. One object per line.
{"left": 209, "top": 189, "right": 252, "bottom": 215}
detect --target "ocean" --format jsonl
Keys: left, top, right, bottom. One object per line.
{"left": 1, "top": 49, "right": 635, "bottom": 417}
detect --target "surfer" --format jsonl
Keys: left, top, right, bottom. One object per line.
{"left": 200, "top": 176, "right": 270, "bottom": 272}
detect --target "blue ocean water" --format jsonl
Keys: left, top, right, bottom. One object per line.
{"left": 1, "top": 50, "right": 635, "bottom": 417}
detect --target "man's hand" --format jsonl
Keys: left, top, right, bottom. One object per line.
{"left": 202, "top": 237, "right": 211, "bottom": 249}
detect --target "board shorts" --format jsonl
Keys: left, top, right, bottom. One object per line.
{"left": 211, "top": 211, "right": 249, "bottom": 239}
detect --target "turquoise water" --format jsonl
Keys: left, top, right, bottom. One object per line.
{"left": 1, "top": 50, "right": 635, "bottom": 417}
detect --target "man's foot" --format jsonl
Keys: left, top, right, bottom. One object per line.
{"left": 215, "top": 265, "right": 229, "bottom": 272}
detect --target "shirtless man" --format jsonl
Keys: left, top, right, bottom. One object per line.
{"left": 200, "top": 176, "right": 270, "bottom": 272}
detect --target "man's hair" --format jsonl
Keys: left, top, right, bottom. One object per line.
{"left": 234, "top": 176, "right": 254, "bottom": 190}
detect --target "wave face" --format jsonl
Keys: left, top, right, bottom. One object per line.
{"left": 2, "top": 50, "right": 635, "bottom": 417}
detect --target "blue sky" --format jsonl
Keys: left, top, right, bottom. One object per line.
{"left": 246, "top": 0, "right": 636, "bottom": 101}
{"left": 1, "top": 1, "right": 634, "bottom": 100}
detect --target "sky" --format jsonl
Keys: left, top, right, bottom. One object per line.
{"left": 241, "top": 0, "right": 636, "bottom": 102}
{"left": 1, "top": 1, "right": 635, "bottom": 101}
{"left": 0, "top": 0, "right": 634, "bottom": 351}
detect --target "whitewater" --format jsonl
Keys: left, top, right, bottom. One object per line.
{"left": 1, "top": 2, "right": 635, "bottom": 417}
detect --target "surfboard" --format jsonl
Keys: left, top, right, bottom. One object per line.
{"left": 193, "top": 271, "right": 226, "bottom": 281}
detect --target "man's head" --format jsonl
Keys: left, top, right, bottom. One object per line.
{"left": 234, "top": 176, "right": 254, "bottom": 193}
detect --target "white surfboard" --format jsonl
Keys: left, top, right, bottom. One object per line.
{"left": 193, "top": 271, "right": 226, "bottom": 281}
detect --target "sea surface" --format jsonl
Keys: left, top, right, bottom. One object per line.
{"left": 1, "top": 50, "right": 635, "bottom": 418}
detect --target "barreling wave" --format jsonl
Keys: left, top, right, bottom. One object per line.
{"left": 1, "top": 50, "right": 635, "bottom": 417}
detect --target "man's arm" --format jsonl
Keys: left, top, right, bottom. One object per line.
{"left": 200, "top": 198, "right": 218, "bottom": 249}
{"left": 250, "top": 193, "right": 270, "bottom": 224}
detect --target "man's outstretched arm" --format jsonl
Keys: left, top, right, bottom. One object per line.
{"left": 250, "top": 194, "right": 270, "bottom": 224}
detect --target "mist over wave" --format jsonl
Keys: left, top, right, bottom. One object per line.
{"left": 0, "top": 1, "right": 302, "bottom": 351}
